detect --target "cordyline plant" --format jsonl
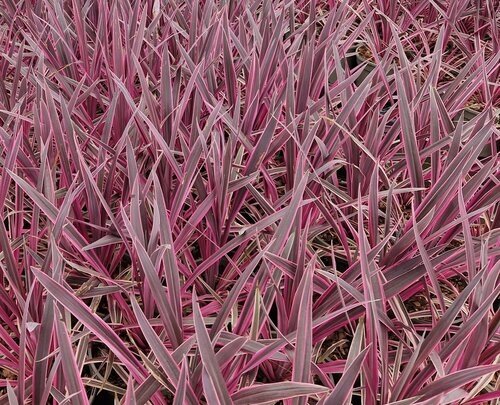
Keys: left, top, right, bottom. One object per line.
{"left": 0, "top": 0, "right": 498, "bottom": 404}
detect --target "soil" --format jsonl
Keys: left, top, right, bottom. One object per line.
{"left": 312, "top": 229, "right": 339, "bottom": 249}
{"left": 466, "top": 94, "right": 485, "bottom": 113}
{"left": 406, "top": 294, "right": 430, "bottom": 313}
{"left": 465, "top": 101, "right": 484, "bottom": 112}
{"left": 463, "top": 94, "right": 500, "bottom": 127}
{"left": 0, "top": 368, "right": 16, "bottom": 380}
{"left": 357, "top": 44, "right": 415, "bottom": 65}
{"left": 358, "top": 44, "right": 373, "bottom": 62}
{"left": 319, "top": 327, "right": 352, "bottom": 360}
{"left": 0, "top": 368, "right": 16, "bottom": 400}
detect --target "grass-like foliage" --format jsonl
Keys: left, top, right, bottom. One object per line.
{"left": 0, "top": 0, "right": 498, "bottom": 403}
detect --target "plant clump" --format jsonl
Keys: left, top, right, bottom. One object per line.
{"left": 0, "top": 0, "right": 498, "bottom": 404}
